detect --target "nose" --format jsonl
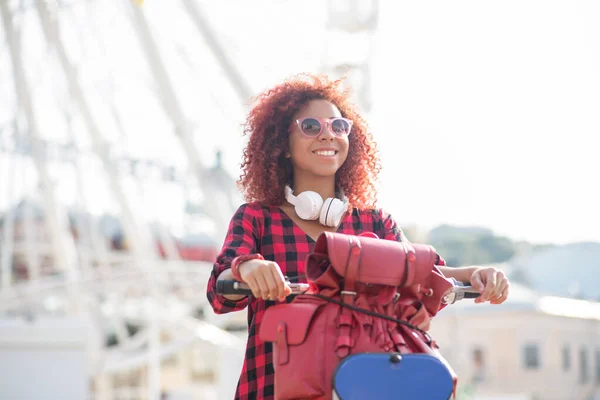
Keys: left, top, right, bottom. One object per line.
{"left": 318, "top": 122, "right": 336, "bottom": 141}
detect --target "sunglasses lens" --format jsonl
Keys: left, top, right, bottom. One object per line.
{"left": 300, "top": 118, "right": 322, "bottom": 136}
{"left": 331, "top": 118, "right": 351, "bottom": 135}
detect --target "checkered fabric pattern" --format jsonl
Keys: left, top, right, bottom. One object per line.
{"left": 206, "top": 202, "right": 405, "bottom": 400}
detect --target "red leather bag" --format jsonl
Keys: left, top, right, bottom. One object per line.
{"left": 259, "top": 232, "right": 458, "bottom": 400}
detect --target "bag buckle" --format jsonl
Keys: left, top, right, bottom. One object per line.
{"left": 341, "top": 290, "right": 357, "bottom": 297}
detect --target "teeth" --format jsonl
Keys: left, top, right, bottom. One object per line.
{"left": 314, "top": 150, "right": 336, "bottom": 156}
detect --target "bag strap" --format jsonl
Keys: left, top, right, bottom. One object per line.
{"left": 309, "top": 293, "right": 433, "bottom": 345}
{"left": 337, "top": 236, "right": 362, "bottom": 357}
{"left": 399, "top": 241, "right": 410, "bottom": 288}
{"left": 342, "top": 236, "right": 361, "bottom": 296}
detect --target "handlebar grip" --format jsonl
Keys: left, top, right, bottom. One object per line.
{"left": 216, "top": 280, "right": 253, "bottom": 296}
{"left": 216, "top": 280, "right": 310, "bottom": 297}
{"left": 449, "top": 278, "right": 481, "bottom": 300}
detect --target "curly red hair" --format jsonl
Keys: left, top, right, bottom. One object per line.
{"left": 238, "top": 73, "right": 381, "bottom": 209}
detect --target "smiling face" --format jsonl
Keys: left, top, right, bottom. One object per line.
{"left": 287, "top": 99, "right": 350, "bottom": 180}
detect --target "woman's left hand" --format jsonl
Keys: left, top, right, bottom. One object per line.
{"left": 470, "top": 267, "right": 510, "bottom": 304}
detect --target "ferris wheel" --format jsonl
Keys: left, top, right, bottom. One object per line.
{"left": 0, "top": 1, "right": 379, "bottom": 399}
{"left": 322, "top": 0, "right": 379, "bottom": 113}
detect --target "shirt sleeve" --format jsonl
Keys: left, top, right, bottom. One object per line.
{"left": 379, "top": 209, "right": 446, "bottom": 265}
{"left": 206, "top": 203, "right": 262, "bottom": 314}
{"left": 379, "top": 209, "right": 406, "bottom": 242}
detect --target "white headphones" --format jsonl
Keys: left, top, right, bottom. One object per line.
{"left": 284, "top": 186, "right": 349, "bottom": 227}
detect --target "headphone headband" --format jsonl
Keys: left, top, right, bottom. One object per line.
{"left": 284, "top": 185, "right": 348, "bottom": 227}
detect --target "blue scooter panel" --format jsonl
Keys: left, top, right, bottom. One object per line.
{"left": 333, "top": 353, "right": 454, "bottom": 400}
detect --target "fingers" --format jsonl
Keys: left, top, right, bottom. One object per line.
{"left": 262, "top": 267, "right": 285, "bottom": 301}
{"left": 480, "top": 269, "right": 498, "bottom": 302}
{"left": 246, "top": 273, "right": 270, "bottom": 300}
{"left": 491, "top": 275, "right": 510, "bottom": 304}
{"left": 484, "top": 270, "right": 502, "bottom": 300}
{"left": 268, "top": 265, "right": 290, "bottom": 301}
{"left": 489, "top": 271, "right": 505, "bottom": 297}
{"left": 471, "top": 272, "right": 485, "bottom": 293}
{"left": 472, "top": 268, "right": 510, "bottom": 304}
{"left": 241, "top": 260, "right": 288, "bottom": 301}
{"left": 472, "top": 269, "right": 494, "bottom": 304}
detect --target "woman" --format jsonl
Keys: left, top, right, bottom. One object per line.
{"left": 206, "top": 74, "right": 510, "bottom": 400}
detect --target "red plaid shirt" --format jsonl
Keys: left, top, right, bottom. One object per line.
{"left": 206, "top": 202, "right": 404, "bottom": 400}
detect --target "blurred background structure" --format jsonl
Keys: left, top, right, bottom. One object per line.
{"left": 0, "top": 1, "right": 598, "bottom": 399}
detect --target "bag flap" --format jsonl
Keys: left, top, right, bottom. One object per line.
{"left": 259, "top": 302, "right": 321, "bottom": 345}
{"left": 310, "top": 232, "right": 439, "bottom": 288}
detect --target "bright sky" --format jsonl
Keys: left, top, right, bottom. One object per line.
{"left": 371, "top": 0, "right": 600, "bottom": 244}
{"left": 0, "top": 0, "right": 598, "bottom": 245}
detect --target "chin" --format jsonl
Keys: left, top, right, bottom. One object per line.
{"left": 294, "top": 162, "right": 343, "bottom": 178}
{"left": 311, "top": 167, "right": 341, "bottom": 177}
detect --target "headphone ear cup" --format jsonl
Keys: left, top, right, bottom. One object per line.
{"left": 319, "top": 198, "right": 346, "bottom": 227}
{"left": 295, "top": 191, "right": 323, "bottom": 220}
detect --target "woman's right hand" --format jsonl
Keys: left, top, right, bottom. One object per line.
{"left": 238, "top": 259, "right": 292, "bottom": 302}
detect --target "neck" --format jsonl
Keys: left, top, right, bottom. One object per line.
{"left": 290, "top": 173, "right": 337, "bottom": 201}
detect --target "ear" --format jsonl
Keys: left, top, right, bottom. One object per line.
{"left": 285, "top": 152, "right": 291, "bottom": 158}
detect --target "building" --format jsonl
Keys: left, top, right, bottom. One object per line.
{"left": 429, "top": 283, "right": 600, "bottom": 400}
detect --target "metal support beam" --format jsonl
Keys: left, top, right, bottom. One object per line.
{"left": 34, "top": 2, "right": 163, "bottom": 398}
{"left": 34, "top": 0, "right": 154, "bottom": 261}
{"left": 1, "top": 150, "right": 16, "bottom": 289}
{"left": 1, "top": 0, "right": 79, "bottom": 295}
{"left": 180, "top": 0, "right": 253, "bottom": 104}
{"left": 127, "top": 2, "right": 238, "bottom": 241}
{"left": 323, "top": 0, "right": 379, "bottom": 113}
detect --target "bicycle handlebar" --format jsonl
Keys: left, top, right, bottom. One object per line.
{"left": 216, "top": 280, "right": 309, "bottom": 297}
{"left": 216, "top": 278, "right": 481, "bottom": 303}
